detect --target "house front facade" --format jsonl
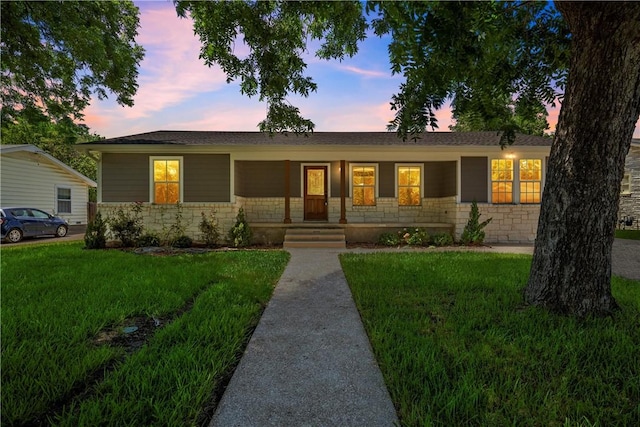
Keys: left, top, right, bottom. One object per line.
{"left": 79, "top": 131, "right": 557, "bottom": 244}
{"left": 618, "top": 139, "right": 640, "bottom": 229}
{"left": 0, "top": 144, "right": 97, "bottom": 225}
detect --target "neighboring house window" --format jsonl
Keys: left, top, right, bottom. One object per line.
{"left": 491, "top": 159, "right": 514, "bottom": 203}
{"left": 398, "top": 165, "right": 422, "bottom": 206}
{"left": 152, "top": 158, "right": 182, "bottom": 204}
{"left": 621, "top": 173, "right": 631, "bottom": 195}
{"left": 57, "top": 187, "right": 72, "bottom": 213}
{"left": 352, "top": 165, "right": 377, "bottom": 206}
{"left": 519, "top": 159, "right": 542, "bottom": 203}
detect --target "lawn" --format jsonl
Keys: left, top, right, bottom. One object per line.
{"left": 615, "top": 228, "right": 640, "bottom": 240}
{"left": 341, "top": 251, "right": 640, "bottom": 427}
{"left": 1, "top": 242, "right": 289, "bottom": 426}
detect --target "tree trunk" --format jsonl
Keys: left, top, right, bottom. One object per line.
{"left": 525, "top": 2, "right": 640, "bottom": 317}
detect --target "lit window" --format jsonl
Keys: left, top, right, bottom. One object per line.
{"left": 398, "top": 166, "right": 421, "bottom": 206}
{"left": 352, "top": 165, "right": 376, "bottom": 206}
{"left": 57, "top": 187, "right": 72, "bottom": 213}
{"left": 153, "top": 159, "right": 181, "bottom": 204}
{"left": 491, "top": 159, "right": 513, "bottom": 203}
{"left": 519, "top": 159, "right": 542, "bottom": 203}
{"left": 621, "top": 173, "right": 631, "bottom": 195}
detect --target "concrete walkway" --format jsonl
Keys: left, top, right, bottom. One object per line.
{"left": 210, "top": 239, "right": 639, "bottom": 427}
{"left": 210, "top": 248, "right": 399, "bottom": 427}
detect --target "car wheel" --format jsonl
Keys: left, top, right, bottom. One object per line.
{"left": 7, "top": 228, "right": 23, "bottom": 243}
{"left": 55, "top": 225, "right": 68, "bottom": 238}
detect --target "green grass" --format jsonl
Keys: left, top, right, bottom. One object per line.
{"left": 1, "top": 242, "right": 289, "bottom": 426}
{"left": 615, "top": 228, "right": 640, "bottom": 240}
{"left": 341, "top": 251, "right": 640, "bottom": 427}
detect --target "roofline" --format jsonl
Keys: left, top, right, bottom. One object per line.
{"left": 1, "top": 144, "right": 97, "bottom": 187}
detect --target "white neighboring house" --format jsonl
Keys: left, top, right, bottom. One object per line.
{"left": 0, "top": 144, "right": 97, "bottom": 225}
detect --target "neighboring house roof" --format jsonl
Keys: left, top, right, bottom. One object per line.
{"left": 0, "top": 144, "right": 97, "bottom": 187}
{"left": 80, "top": 130, "right": 553, "bottom": 147}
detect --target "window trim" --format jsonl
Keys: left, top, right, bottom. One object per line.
{"left": 56, "top": 185, "right": 72, "bottom": 214}
{"left": 149, "top": 156, "right": 184, "bottom": 204}
{"left": 395, "top": 163, "right": 424, "bottom": 206}
{"left": 490, "top": 157, "right": 544, "bottom": 204}
{"left": 350, "top": 163, "right": 378, "bottom": 207}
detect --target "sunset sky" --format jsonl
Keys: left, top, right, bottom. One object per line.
{"left": 83, "top": 1, "right": 639, "bottom": 139}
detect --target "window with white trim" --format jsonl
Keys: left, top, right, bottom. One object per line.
{"left": 519, "top": 159, "right": 542, "bottom": 203}
{"left": 491, "top": 159, "right": 514, "bottom": 203}
{"left": 351, "top": 164, "right": 377, "bottom": 206}
{"left": 151, "top": 157, "right": 182, "bottom": 204}
{"left": 57, "top": 187, "right": 72, "bottom": 213}
{"left": 397, "top": 165, "right": 422, "bottom": 206}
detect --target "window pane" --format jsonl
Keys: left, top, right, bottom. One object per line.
{"left": 167, "top": 183, "right": 180, "bottom": 204}
{"left": 154, "top": 160, "right": 167, "bottom": 181}
{"left": 353, "top": 187, "right": 364, "bottom": 205}
{"left": 398, "top": 167, "right": 409, "bottom": 186}
{"left": 363, "top": 187, "right": 376, "bottom": 206}
{"left": 58, "top": 188, "right": 71, "bottom": 199}
{"left": 353, "top": 167, "right": 364, "bottom": 186}
{"left": 363, "top": 167, "right": 375, "bottom": 185}
{"left": 166, "top": 160, "right": 180, "bottom": 181}
{"left": 399, "top": 187, "right": 421, "bottom": 206}
{"left": 58, "top": 201, "right": 72, "bottom": 213}
{"left": 307, "top": 169, "right": 325, "bottom": 196}
{"left": 492, "top": 182, "right": 513, "bottom": 203}
{"left": 155, "top": 183, "right": 168, "bottom": 204}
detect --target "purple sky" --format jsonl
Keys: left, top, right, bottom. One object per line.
{"left": 83, "top": 1, "right": 638, "bottom": 140}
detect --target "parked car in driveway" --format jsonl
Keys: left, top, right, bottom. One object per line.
{"left": 0, "top": 207, "right": 69, "bottom": 243}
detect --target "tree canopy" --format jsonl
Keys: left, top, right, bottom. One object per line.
{"left": 0, "top": 0, "right": 144, "bottom": 126}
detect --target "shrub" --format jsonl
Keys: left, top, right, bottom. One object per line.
{"left": 157, "top": 202, "right": 189, "bottom": 245}
{"left": 228, "top": 207, "right": 252, "bottom": 248}
{"left": 137, "top": 232, "right": 161, "bottom": 247}
{"left": 432, "top": 232, "right": 454, "bottom": 247}
{"left": 378, "top": 232, "right": 401, "bottom": 246}
{"left": 84, "top": 211, "right": 107, "bottom": 249}
{"left": 108, "top": 203, "right": 144, "bottom": 247}
{"left": 399, "top": 228, "right": 430, "bottom": 246}
{"left": 461, "top": 200, "right": 492, "bottom": 245}
{"left": 171, "top": 235, "right": 193, "bottom": 248}
{"left": 199, "top": 210, "right": 220, "bottom": 247}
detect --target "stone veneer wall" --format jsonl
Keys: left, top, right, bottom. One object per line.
{"left": 98, "top": 198, "right": 542, "bottom": 244}
{"left": 618, "top": 150, "right": 640, "bottom": 226}
{"left": 454, "top": 203, "right": 541, "bottom": 243}
{"left": 97, "top": 202, "right": 238, "bottom": 242}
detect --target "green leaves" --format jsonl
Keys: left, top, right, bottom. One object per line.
{"left": 1, "top": 1, "right": 144, "bottom": 125}
{"left": 176, "top": 0, "right": 366, "bottom": 134}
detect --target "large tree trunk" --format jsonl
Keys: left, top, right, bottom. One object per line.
{"left": 525, "top": 2, "right": 640, "bottom": 317}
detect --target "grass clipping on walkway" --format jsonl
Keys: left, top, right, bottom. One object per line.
{"left": 1, "top": 243, "right": 289, "bottom": 426}
{"left": 341, "top": 251, "right": 640, "bottom": 427}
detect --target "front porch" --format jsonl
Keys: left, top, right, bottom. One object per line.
{"left": 250, "top": 222, "right": 455, "bottom": 246}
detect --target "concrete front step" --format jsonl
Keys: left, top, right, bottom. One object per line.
{"left": 283, "top": 228, "right": 346, "bottom": 249}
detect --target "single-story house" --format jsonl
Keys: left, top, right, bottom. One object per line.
{"left": 0, "top": 144, "right": 97, "bottom": 225}
{"left": 78, "top": 131, "right": 564, "bottom": 244}
{"left": 619, "top": 139, "right": 640, "bottom": 228}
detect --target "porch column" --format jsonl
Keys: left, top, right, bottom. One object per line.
{"left": 340, "top": 159, "right": 347, "bottom": 224}
{"left": 284, "top": 160, "right": 292, "bottom": 223}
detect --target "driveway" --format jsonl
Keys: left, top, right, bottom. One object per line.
{"left": 1, "top": 225, "right": 85, "bottom": 246}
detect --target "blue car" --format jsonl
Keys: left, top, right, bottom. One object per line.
{"left": 0, "top": 207, "right": 69, "bottom": 243}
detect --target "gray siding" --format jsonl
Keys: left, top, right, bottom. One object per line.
{"left": 102, "top": 154, "right": 149, "bottom": 202}
{"left": 378, "top": 162, "right": 396, "bottom": 198}
{"left": 425, "top": 161, "right": 457, "bottom": 197}
{"left": 184, "top": 154, "right": 230, "bottom": 202}
{"left": 461, "top": 157, "right": 488, "bottom": 202}
{"left": 235, "top": 161, "right": 285, "bottom": 197}
{"left": 330, "top": 161, "right": 341, "bottom": 197}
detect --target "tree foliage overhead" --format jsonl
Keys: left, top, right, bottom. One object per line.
{"left": 368, "top": 1, "right": 569, "bottom": 142}
{"left": 1, "top": 0, "right": 145, "bottom": 125}
{"left": 175, "top": 0, "right": 367, "bottom": 134}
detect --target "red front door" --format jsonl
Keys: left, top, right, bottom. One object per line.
{"left": 304, "top": 166, "right": 328, "bottom": 221}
